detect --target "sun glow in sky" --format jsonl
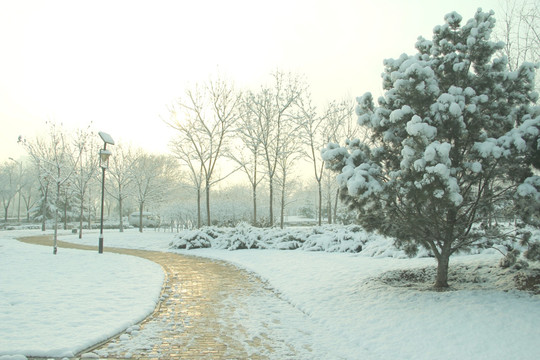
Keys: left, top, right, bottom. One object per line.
{"left": 0, "top": 0, "right": 501, "bottom": 162}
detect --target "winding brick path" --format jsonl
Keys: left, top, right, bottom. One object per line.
{"left": 17, "top": 235, "right": 309, "bottom": 359}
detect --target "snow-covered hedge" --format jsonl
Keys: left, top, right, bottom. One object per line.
{"left": 169, "top": 223, "right": 540, "bottom": 262}
{"left": 170, "top": 223, "right": 420, "bottom": 258}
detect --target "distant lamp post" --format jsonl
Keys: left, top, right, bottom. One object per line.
{"left": 98, "top": 131, "right": 114, "bottom": 254}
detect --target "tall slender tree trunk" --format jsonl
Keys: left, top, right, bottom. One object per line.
{"left": 196, "top": 188, "right": 201, "bottom": 228}
{"left": 252, "top": 165, "right": 258, "bottom": 226}
{"left": 23, "top": 194, "right": 31, "bottom": 222}
{"left": 53, "top": 181, "right": 60, "bottom": 255}
{"left": 327, "top": 196, "right": 332, "bottom": 224}
{"left": 333, "top": 189, "right": 339, "bottom": 224}
{"left": 317, "top": 181, "right": 322, "bottom": 226}
{"left": 269, "top": 177, "right": 274, "bottom": 226}
{"left": 79, "top": 198, "right": 84, "bottom": 239}
{"left": 41, "top": 189, "right": 48, "bottom": 231}
{"left": 280, "top": 178, "right": 286, "bottom": 229}
{"left": 252, "top": 182, "right": 257, "bottom": 226}
{"left": 63, "top": 191, "right": 68, "bottom": 230}
{"left": 118, "top": 196, "right": 124, "bottom": 232}
{"left": 87, "top": 190, "right": 92, "bottom": 230}
{"left": 139, "top": 202, "right": 144, "bottom": 233}
{"left": 205, "top": 179, "right": 211, "bottom": 226}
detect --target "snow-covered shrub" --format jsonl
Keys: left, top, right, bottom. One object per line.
{"left": 203, "top": 226, "right": 226, "bottom": 239}
{"left": 302, "top": 225, "right": 364, "bottom": 253}
{"left": 212, "top": 222, "right": 265, "bottom": 250}
{"left": 170, "top": 229, "right": 212, "bottom": 250}
{"left": 215, "top": 232, "right": 250, "bottom": 250}
{"left": 169, "top": 223, "right": 414, "bottom": 256}
{"left": 274, "top": 235, "right": 302, "bottom": 250}
{"left": 273, "top": 229, "right": 308, "bottom": 250}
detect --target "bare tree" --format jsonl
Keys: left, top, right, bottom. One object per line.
{"left": 295, "top": 95, "right": 356, "bottom": 225}
{"left": 228, "top": 96, "right": 265, "bottom": 225}
{"left": 497, "top": 0, "right": 540, "bottom": 87}
{"left": 72, "top": 128, "right": 99, "bottom": 238}
{"left": 246, "top": 71, "right": 304, "bottom": 226}
{"left": 129, "top": 151, "right": 175, "bottom": 232}
{"left": 18, "top": 161, "right": 38, "bottom": 222}
{"left": 276, "top": 130, "right": 303, "bottom": 229}
{"left": 295, "top": 94, "right": 327, "bottom": 226}
{"left": 107, "top": 143, "right": 134, "bottom": 232}
{"left": 6, "top": 158, "right": 24, "bottom": 222}
{"left": 169, "top": 137, "right": 204, "bottom": 227}
{"left": 0, "top": 161, "right": 18, "bottom": 221}
{"left": 167, "top": 76, "right": 241, "bottom": 226}
{"left": 19, "top": 122, "right": 83, "bottom": 254}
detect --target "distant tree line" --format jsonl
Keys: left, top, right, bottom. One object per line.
{"left": 1, "top": 69, "right": 360, "bottom": 234}
{"left": 165, "top": 70, "right": 361, "bottom": 229}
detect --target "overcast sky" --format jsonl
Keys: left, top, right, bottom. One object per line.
{"left": 0, "top": 0, "right": 502, "bottom": 162}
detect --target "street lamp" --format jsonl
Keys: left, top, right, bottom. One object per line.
{"left": 98, "top": 131, "right": 114, "bottom": 254}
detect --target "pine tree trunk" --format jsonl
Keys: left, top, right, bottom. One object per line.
{"left": 435, "top": 210, "right": 457, "bottom": 288}
{"left": 435, "top": 245, "right": 451, "bottom": 288}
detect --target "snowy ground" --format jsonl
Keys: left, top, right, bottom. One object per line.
{"left": 1, "top": 228, "right": 539, "bottom": 359}
{"left": 0, "top": 230, "right": 164, "bottom": 359}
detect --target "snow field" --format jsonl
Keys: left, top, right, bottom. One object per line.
{"left": 0, "top": 232, "right": 164, "bottom": 358}
{"left": 190, "top": 249, "right": 539, "bottom": 360}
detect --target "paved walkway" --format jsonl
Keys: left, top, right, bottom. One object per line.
{"left": 17, "top": 236, "right": 316, "bottom": 360}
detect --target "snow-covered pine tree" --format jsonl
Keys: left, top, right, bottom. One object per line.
{"left": 323, "top": 9, "right": 540, "bottom": 288}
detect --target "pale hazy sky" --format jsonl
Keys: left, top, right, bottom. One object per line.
{"left": 0, "top": 0, "right": 501, "bottom": 162}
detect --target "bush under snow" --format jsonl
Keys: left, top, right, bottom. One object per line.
{"left": 170, "top": 223, "right": 540, "bottom": 266}
{"left": 170, "top": 223, "right": 418, "bottom": 258}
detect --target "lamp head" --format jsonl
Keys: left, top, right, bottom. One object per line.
{"left": 99, "top": 149, "right": 112, "bottom": 169}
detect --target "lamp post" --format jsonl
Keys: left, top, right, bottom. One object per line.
{"left": 98, "top": 131, "right": 114, "bottom": 254}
